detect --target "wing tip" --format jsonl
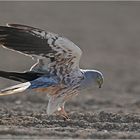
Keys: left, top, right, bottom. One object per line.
{"left": 6, "top": 23, "right": 41, "bottom": 31}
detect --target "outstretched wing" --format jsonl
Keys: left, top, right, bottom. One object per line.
{"left": 0, "top": 24, "right": 82, "bottom": 75}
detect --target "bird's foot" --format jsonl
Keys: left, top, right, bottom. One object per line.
{"left": 56, "top": 107, "right": 70, "bottom": 120}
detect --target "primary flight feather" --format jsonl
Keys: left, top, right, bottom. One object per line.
{"left": 0, "top": 24, "right": 103, "bottom": 119}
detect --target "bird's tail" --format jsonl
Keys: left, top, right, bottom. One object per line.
{"left": 0, "top": 82, "right": 31, "bottom": 96}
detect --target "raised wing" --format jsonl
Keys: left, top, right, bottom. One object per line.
{"left": 0, "top": 24, "right": 82, "bottom": 75}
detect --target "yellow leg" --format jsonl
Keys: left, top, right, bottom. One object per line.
{"left": 56, "top": 106, "right": 69, "bottom": 120}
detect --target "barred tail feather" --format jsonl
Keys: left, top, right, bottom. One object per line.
{"left": 0, "top": 82, "right": 31, "bottom": 96}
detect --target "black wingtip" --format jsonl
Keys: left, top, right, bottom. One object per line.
{"left": 0, "top": 70, "right": 43, "bottom": 82}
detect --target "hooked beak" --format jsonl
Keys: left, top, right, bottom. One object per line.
{"left": 97, "top": 78, "right": 103, "bottom": 88}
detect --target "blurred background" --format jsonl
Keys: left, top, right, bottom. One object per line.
{"left": 0, "top": 1, "right": 140, "bottom": 114}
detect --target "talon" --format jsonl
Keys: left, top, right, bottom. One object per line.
{"left": 61, "top": 114, "right": 70, "bottom": 121}
{"left": 57, "top": 106, "right": 70, "bottom": 120}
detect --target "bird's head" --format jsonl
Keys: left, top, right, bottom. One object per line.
{"left": 80, "top": 69, "right": 104, "bottom": 90}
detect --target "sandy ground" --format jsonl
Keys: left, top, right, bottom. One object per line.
{"left": 0, "top": 2, "right": 140, "bottom": 139}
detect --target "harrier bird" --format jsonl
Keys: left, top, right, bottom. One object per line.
{"left": 0, "top": 24, "right": 103, "bottom": 119}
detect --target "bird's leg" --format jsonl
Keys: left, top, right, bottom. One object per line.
{"left": 56, "top": 106, "right": 69, "bottom": 120}
{"left": 56, "top": 91, "right": 78, "bottom": 120}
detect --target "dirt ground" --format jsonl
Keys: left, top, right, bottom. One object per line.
{"left": 0, "top": 2, "right": 140, "bottom": 139}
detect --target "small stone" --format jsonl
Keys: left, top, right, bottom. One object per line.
{"left": 15, "top": 100, "right": 21, "bottom": 105}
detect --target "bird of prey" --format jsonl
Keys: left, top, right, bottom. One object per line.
{"left": 0, "top": 24, "right": 103, "bottom": 119}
